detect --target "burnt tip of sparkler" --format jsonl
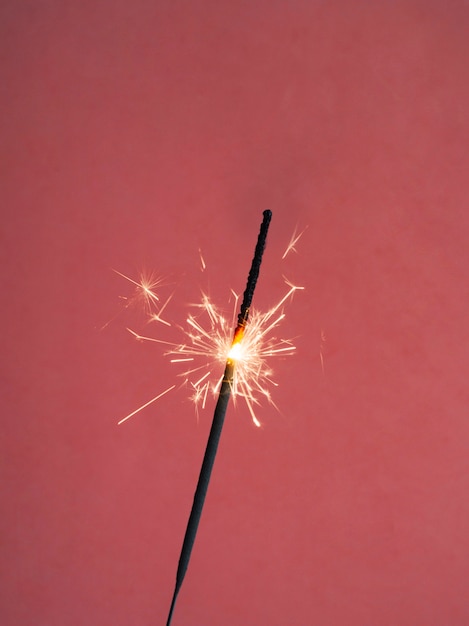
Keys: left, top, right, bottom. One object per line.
{"left": 239, "top": 210, "right": 273, "bottom": 322}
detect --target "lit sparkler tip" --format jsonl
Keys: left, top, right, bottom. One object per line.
{"left": 227, "top": 341, "right": 244, "bottom": 361}
{"left": 159, "top": 272, "right": 302, "bottom": 425}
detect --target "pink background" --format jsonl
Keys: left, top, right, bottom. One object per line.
{"left": 2, "top": 2, "right": 469, "bottom": 624}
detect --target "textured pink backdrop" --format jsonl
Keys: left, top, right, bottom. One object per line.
{"left": 2, "top": 2, "right": 469, "bottom": 625}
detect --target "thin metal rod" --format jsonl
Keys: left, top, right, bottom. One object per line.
{"left": 166, "top": 210, "right": 272, "bottom": 625}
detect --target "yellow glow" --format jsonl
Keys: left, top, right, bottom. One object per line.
{"left": 228, "top": 341, "right": 244, "bottom": 361}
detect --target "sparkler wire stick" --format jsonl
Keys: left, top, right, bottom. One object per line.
{"left": 166, "top": 210, "right": 272, "bottom": 626}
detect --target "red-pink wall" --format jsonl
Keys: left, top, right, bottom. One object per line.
{"left": 2, "top": 2, "right": 469, "bottom": 624}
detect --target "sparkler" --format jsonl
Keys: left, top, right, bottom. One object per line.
{"left": 166, "top": 210, "right": 272, "bottom": 626}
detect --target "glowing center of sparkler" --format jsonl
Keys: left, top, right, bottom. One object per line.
{"left": 228, "top": 341, "right": 244, "bottom": 361}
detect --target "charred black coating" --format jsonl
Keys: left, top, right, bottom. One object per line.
{"left": 238, "top": 209, "right": 272, "bottom": 328}
{"left": 166, "top": 211, "right": 272, "bottom": 626}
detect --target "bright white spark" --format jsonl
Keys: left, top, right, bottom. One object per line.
{"left": 112, "top": 269, "right": 171, "bottom": 326}
{"left": 282, "top": 225, "right": 308, "bottom": 259}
